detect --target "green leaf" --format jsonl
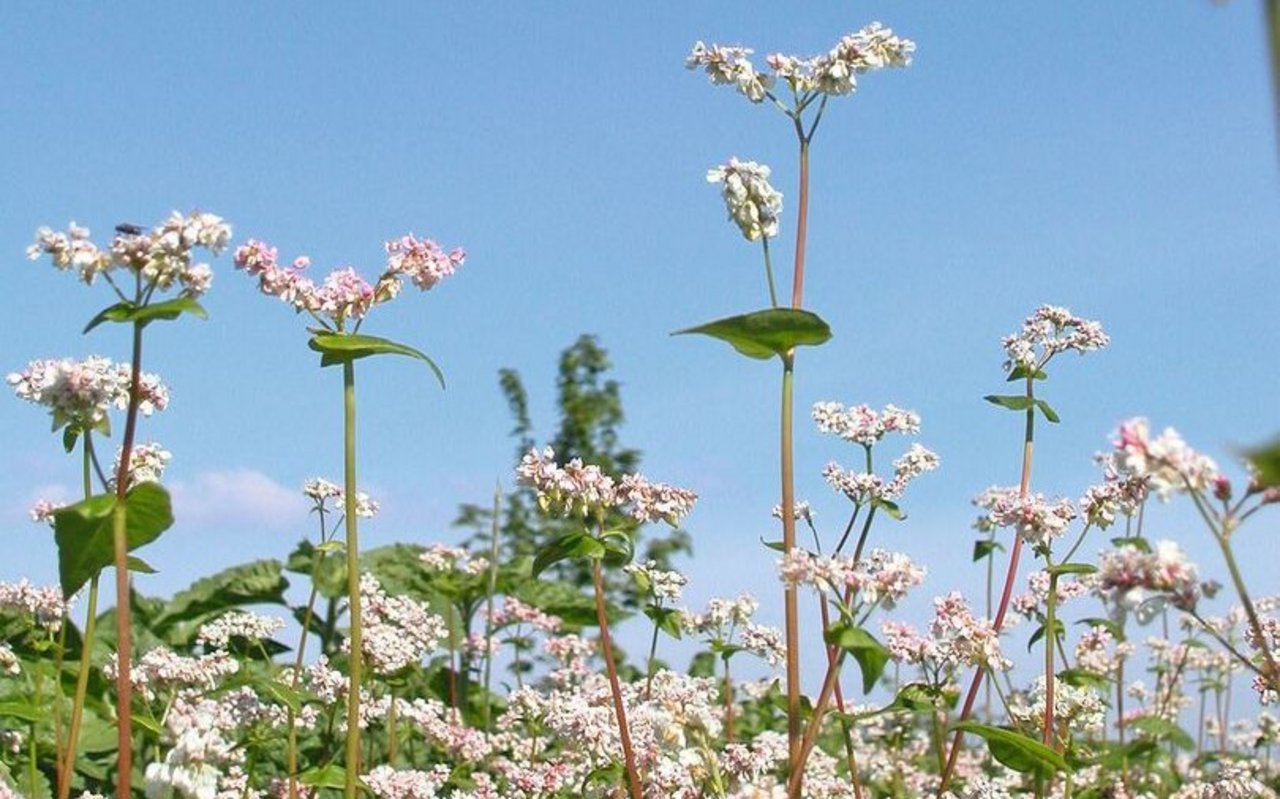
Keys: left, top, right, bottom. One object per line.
{"left": 0, "top": 701, "right": 47, "bottom": 723}
{"left": 824, "top": 623, "right": 890, "bottom": 694}
{"left": 1035, "top": 399, "right": 1061, "bottom": 423}
{"left": 154, "top": 560, "right": 288, "bottom": 634}
{"left": 1130, "top": 716, "right": 1194, "bottom": 750}
{"left": 1076, "top": 617, "right": 1126, "bottom": 642}
{"left": 1027, "top": 619, "right": 1065, "bottom": 652}
{"left": 600, "top": 529, "right": 635, "bottom": 568}
{"left": 52, "top": 482, "right": 174, "bottom": 598}
{"left": 673, "top": 308, "right": 832, "bottom": 360}
{"left": 84, "top": 297, "right": 207, "bottom": 334}
{"left": 972, "top": 538, "right": 1004, "bottom": 562}
{"left": 299, "top": 764, "right": 360, "bottom": 791}
{"left": 131, "top": 714, "right": 163, "bottom": 736}
{"left": 953, "top": 721, "right": 1069, "bottom": 777}
{"left": 532, "top": 531, "right": 606, "bottom": 577}
{"left": 1059, "top": 668, "right": 1110, "bottom": 691}
{"left": 1046, "top": 562, "right": 1097, "bottom": 577}
{"left": 1111, "top": 536, "right": 1151, "bottom": 553}
{"left": 873, "top": 497, "right": 905, "bottom": 521}
{"left": 1245, "top": 437, "right": 1280, "bottom": 488}
{"left": 761, "top": 539, "right": 788, "bottom": 552}
{"left": 891, "top": 682, "right": 945, "bottom": 713}
{"left": 308, "top": 332, "right": 445, "bottom": 388}
{"left": 984, "top": 394, "right": 1034, "bottom": 412}
{"left": 643, "top": 606, "right": 684, "bottom": 640}
{"left": 127, "top": 556, "right": 157, "bottom": 574}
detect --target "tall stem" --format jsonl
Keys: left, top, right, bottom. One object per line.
{"left": 939, "top": 376, "right": 1036, "bottom": 794}
{"left": 779, "top": 356, "right": 801, "bottom": 777}
{"left": 482, "top": 483, "right": 501, "bottom": 732}
{"left": 111, "top": 320, "right": 145, "bottom": 799}
{"left": 287, "top": 542, "right": 328, "bottom": 799}
{"left": 790, "top": 138, "right": 810, "bottom": 308}
{"left": 592, "top": 558, "right": 642, "bottom": 799}
{"left": 342, "top": 361, "right": 363, "bottom": 799}
{"left": 1043, "top": 572, "right": 1059, "bottom": 747}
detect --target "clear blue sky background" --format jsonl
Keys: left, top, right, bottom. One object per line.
{"left": 1, "top": 4, "right": 1277, "bottom": 676}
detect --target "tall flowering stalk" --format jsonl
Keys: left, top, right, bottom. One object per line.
{"left": 938, "top": 304, "right": 1108, "bottom": 793}
{"left": 685, "top": 24, "right": 914, "bottom": 788}
{"left": 517, "top": 446, "right": 696, "bottom": 799}
{"left": 25, "top": 214, "right": 228, "bottom": 799}
{"left": 234, "top": 232, "right": 464, "bottom": 799}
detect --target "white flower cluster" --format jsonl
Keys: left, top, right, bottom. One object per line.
{"left": 112, "top": 441, "right": 173, "bottom": 489}
{"left": 688, "top": 23, "right": 915, "bottom": 103}
{"left": 778, "top": 548, "right": 926, "bottom": 609}
{"left": 195, "top": 611, "right": 285, "bottom": 649}
{"left": 1097, "top": 540, "right": 1201, "bottom": 614}
{"left": 624, "top": 560, "right": 689, "bottom": 602}
{"left": 8, "top": 356, "right": 169, "bottom": 429}
{"left": 29, "top": 212, "right": 230, "bottom": 296}
{"left": 105, "top": 647, "right": 239, "bottom": 702}
{"left": 0, "top": 579, "right": 66, "bottom": 631}
{"left": 706, "top": 158, "right": 783, "bottom": 242}
{"left": 302, "top": 477, "right": 379, "bottom": 518}
{"left": 0, "top": 643, "right": 19, "bottom": 676}
{"left": 1111, "top": 417, "right": 1221, "bottom": 500}
{"left": 973, "top": 486, "right": 1077, "bottom": 547}
{"left": 1010, "top": 675, "right": 1107, "bottom": 736}
{"left": 356, "top": 574, "right": 447, "bottom": 675}
{"left": 516, "top": 447, "right": 697, "bottom": 525}
{"left": 812, "top": 402, "right": 920, "bottom": 446}
{"left": 1001, "top": 304, "right": 1109, "bottom": 372}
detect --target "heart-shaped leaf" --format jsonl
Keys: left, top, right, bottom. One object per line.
{"left": 824, "top": 622, "right": 890, "bottom": 694}
{"left": 674, "top": 308, "right": 832, "bottom": 360}
{"left": 52, "top": 482, "right": 174, "bottom": 598}
{"left": 308, "top": 332, "right": 445, "bottom": 388}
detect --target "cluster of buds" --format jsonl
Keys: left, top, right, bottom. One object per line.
{"left": 706, "top": 158, "right": 783, "bottom": 242}
{"left": 28, "top": 212, "right": 230, "bottom": 296}
{"left": 516, "top": 447, "right": 697, "bottom": 526}
{"left": 302, "top": 477, "right": 379, "bottom": 518}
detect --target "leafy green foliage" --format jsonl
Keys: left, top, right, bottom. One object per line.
{"left": 1245, "top": 437, "right": 1280, "bottom": 487}
{"left": 673, "top": 308, "right": 832, "bottom": 360}
{"left": 83, "top": 296, "right": 207, "bottom": 333}
{"left": 823, "top": 622, "right": 890, "bottom": 694}
{"left": 52, "top": 482, "right": 174, "bottom": 597}
{"left": 953, "top": 721, "right": 1069, "bottom": 778}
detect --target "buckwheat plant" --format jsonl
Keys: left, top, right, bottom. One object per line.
{"left": 25, "top": 212, "right": 230, "bottom": 799}
{"left": 234, "top": 232, "right": 463, "bottom": 799}
{"left": 683, "top": 25, "right": 915, "bottom": 788}
{"left": 516, "top": 446, "right": 697, "bottom": 799}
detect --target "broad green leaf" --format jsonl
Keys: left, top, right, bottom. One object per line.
{"left": 84, "top": 297, "right": 207, "bottom": 333}
{"left": 643, "top": 606, "right": 684, "bottom": 640}
{"left": 52, "top": 482, "right": 174, "bottom": 598}
{"left": 873, "top": 497, "right": 905, "bottom": 521}
{"left": 0, "top": 701, "right": 47, "bottom": 723}
{"left": 953, "top": 721, "right": 1069, "bottom": 777}
{"left": 824, "top": 623, "right": 890, "bottom": 694}
{"left": 760, "top": 539, "right": 788, "bottom": 552}
{"left": 131, "top": 714, "right": 164, "bottom": 736}
{"left": 1027, "top": 619, "right": 1065, "bottom": 652}
{"left": 1245, "top": 437, "right": 1280, "bottom": 487}
{"left": 127, "top": 556, "right": 157, "bottom": 574}
{"left": 299, "top": 764, "right": 354, "bottom": 790}
{"left": 308, "top": 332, "right": 445, "bottom": 388}
{"left": 973, "top": 538, "right": 1004, "bottom": 562}
{"left": 673, "top": 308, "right": 832, "bottom": 360}
{"left": 1046, "top": 562, "right": 1097, "bottom": 577}
{"left": 891, "top": 682, "right": 945, "bottom": 712}
{"left": 1130, "top": 716, "right": 1194, "bottom": 750}
{"left": 983, "top": 394, "right": 1034, "bottom": 412}
{"left": 154, "top": 559, "right": 288, "bottom": 633}
{"left": 601, "top": 528, "right": 635, "bottom": 568}
{"left": 532, "top": 531, "right": 606, "bottom": 577}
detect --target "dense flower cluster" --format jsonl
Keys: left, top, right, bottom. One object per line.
{"left": 112, "top": 441, "right": 173, "bottom": 488}
{"left": 973, "top": 486, "right": 1077, "bottom": 546}
{"left": 516, "top": 447, "right": 696, "bottom": 524}
{"left": 688, "top": 23, "right": 915, "bottom": 103}
{"left": 1010, "top": 676, "right": 1108, "bottom": 736}
{"left": 1001, "top": 304, "right": 1109, "bottom": 372}
{"left": 8, "top": 356, "right": 169, "bottom": 430}
{"left": 232, "top": 233, "right": 464, "bottom": 327}
{"left": 624, "top": 560, "right": 688, "bottom": 602}
{"left": 355, "top": 574, "right": 448, "bottom": 675}
{"left": 0, "top": 579, "right": 66, "bottom": 631}
{"left": 1112, "top": 417, "right": 1222, "bottom": 500}
{"left": 1097, "top": 540, "right": 1202, "bottom": 613}
{"left": 706, "top": 158, "right": 783, "bottom": 241}
{"left": 779, "top": 547, "right": 926, "bottom": 609}
{"left": 812, "top": 401, "right": 920, "bottom": 446}
{"left": 196, "top": 611, "right": 286, "bottom": 649}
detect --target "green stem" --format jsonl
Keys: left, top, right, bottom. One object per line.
{"left": 1213, "top": 529, "right": 1280, "bottom": 691}
{"left": 342, "top": 360, "right": 363, "bottom": 799}
{"left": 482, "top": 483, "right": 501, "bottom": 733}
{"left": 1043, "top": 572, "right": 1059, "bottom": 747}
{"left": 287, "top": 537, "right": 328, "bottom": 799}
{"left": 761, "top": 237, "right": 778, "bottom": 308}
{"left": 779, "top": 356, "right": 802, "bottom": 784}
{"left": 111, "top": 319, "right": 146, "bottom": 799}
{"left": 644, "top": 612, "right": 662, "bottom": 699}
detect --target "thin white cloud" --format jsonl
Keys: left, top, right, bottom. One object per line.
{"left": 168, "top": 469, "right": 304, "bottom": 531}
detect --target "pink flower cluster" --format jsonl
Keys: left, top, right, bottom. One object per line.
{"left": 233, "top": 233, "right": 464, "bottom": 328}
{"left": 355, "top": 574, "right": 447, "bottom": 675}
{"left": 822, "top": 442, "right": 939, "bottom": 504}
{"left": 486, "top": 597, "right": 562, "bottom": 634}
{"left": 973, "top": 486, "right": 1077, "bottom": 546}
{"left": 812, "top": 401, "right": 920, "bottom": 446}
{"left": 881, "top": 592, "right": 1012, "bottom": 673}
{"left": 28, "top": 212, "right": 230, "bottom": 296}
{"left": 688, "top": 23, "right": 915, "bottom": 103}
{"left": 1097, "top": 540, "right": 1201, "bottom": 613}
{"left": 0, "top": 579, "right": 66, "bottom": 631}
{"left": 8, "top": 356, "right": 169, "bottom": 429}
{"left": 1111, "top": 417, "right": 1221, "bottom": 500}
{"left": 516, "top": 447, "right": 697, "bottom": 525}
{"left": 778, "top": 547, "right": 925, "bottom": 609}
{"left": 1001, "top": 304, "right": 1109, "bottom": 372}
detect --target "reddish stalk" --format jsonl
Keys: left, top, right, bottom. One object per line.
{"left": 593, "top": 558, "right": 643, "bottom": 799}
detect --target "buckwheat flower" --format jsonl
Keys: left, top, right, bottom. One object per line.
{"left": 8, "top": 356, "right": 169, "bottom": 430}
{"left": 362, "top": 765, "right": 452, "bottom": 799}
{"left": 1074, "top": 625, "right": 1134, "bottom": 676}
{"left": 624, "top": 560, "right": 689, "bottom": 602}
{"left": 881, "top": 620, "right": 929, "bottom": 665}
{"left": 0, "top": 579, "right": 66, "bottom": 631}
{"left": 418, "top": 543, "right": 469, "bottom": 572}
{"left": 107, "top": 647, "right": 239, "bottom": 702}
{"left": 302, "top": 477, "right": 342, "bottom": 505}
{"left": 29, "top": 499, "right": 63, "bottom": 524}
{"left": 27, "top": 222, "right": 112, "bottom": 283}
{"left": 106, "top": 212, "right": 231, "bottom": 297}
{"left": 516, "top": 446, "right": 695, "bottom": 524}
{"left": 1097, "top": 540, "right": 1200, "bottom": 612}
{"left": 617, "top": 473, "right": 698, "bottom": 525}
{"left": 1010, "top": 675, "right": 1106, "bottom": 736}
{"left": 195, "top": 611, "right": 285, "bottom": 649}
{"left": 0, "top": 643, "right": 20, "bottom": 676}
{"left": 887, "top": 443, "right": 941, "bottom": 495}
{"left": 929, "top": 592, "right": 1011, "bottom": 672}
{"left": 1112, "top": 417, "right": 1221, "bottom": 500}
{"left": 1199, "top": 762, "right": 1277, "bottom": 799}
{"left": 383, "top": 234, "right": 466, "bottom": 291}
{"left": 111, "top": 441, "right": 172, "bottom": 488}
{"left": 687, "top": 41, "right": 772, "bottom": 102}
{"left": 983, "top": 490, "right": 1077, "bottom": 547}
{"left": 811, "top": 23, "right": 915, "bottom": 96}
{"left": 487, "top": 596, "right": 562, "bottom": 634}
{"left": 354, "top": 574, "right": 447, "bottom": 675}
{"left": 706, "top": 158, "right": 783, "bottom": 242}
{"left": 765, "top": 53, "right": 819, "bottom": 93}
{"left": 741, "top": 622, "right": 786, "bottom": 667}
{"left": 812, "top": 401, "right": 920, "bottom": 445}
{"left": 1001, "top": 304, "right": 1109, "bottom": 372}
{"left": 852, "top": 549, "right": 926, "bottom": 608}
{"left": 771, "top": 500, "right": 812, "bottom": 522}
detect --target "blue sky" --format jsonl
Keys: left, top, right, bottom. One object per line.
{"left": 2, "top": 4, "right": 1277, "bottom": 675}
